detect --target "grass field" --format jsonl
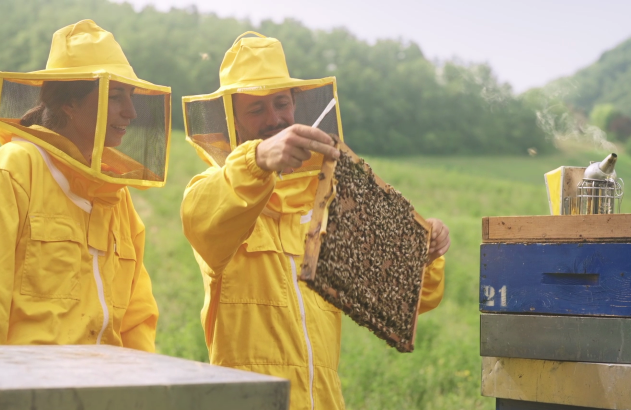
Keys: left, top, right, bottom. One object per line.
{"left": 131, "top": 132, "right": 630, "bottom": 409}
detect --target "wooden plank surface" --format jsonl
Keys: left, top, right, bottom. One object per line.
{"left": 482, "top": 215, "right": 631, "bottom": 243}
{"left": 497, "top": 399, "right": 600, "bottom": 410}
{"left": 300, "top": 154, "right": 336, "bottom": 282}
{"left": 481, "top": 314, "right": 631, "bottom": 364}
{"left": 480, "top": 243, "right": 631, "bottom": 316}
{"left": 482, "top": 356, "right": 631, "bottom": 409}
{"left": 0, "top": 345, "right": 289, "bottom": 410}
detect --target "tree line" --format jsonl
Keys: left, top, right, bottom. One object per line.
{"left": 0, "top": 0, "right": 553, "bottom": 155}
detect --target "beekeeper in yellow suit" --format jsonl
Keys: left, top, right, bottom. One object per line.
{"left": 181, "top": 32, "right": 449, "bottom": 409}
{"left": 0, "top": 20, "right": 172, "bottom": 351}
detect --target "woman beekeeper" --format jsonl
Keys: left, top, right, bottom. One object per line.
{"left": 0, "top": 20, "right": 171, "bottom": 351}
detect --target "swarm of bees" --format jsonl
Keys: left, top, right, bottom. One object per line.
{"left": 301, "top": 145, "right": 430, "bottom": 352}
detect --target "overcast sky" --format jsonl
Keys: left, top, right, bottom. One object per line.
{"left": 114, "top": 0, "right": 631, "bottom": 93}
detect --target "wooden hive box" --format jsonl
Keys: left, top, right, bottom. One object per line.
{"left": 300, "top": 142, "right": 431, "bottom": 352}
{"left": 0, "top": 345, "right": 289, "bottom": 410}
{"left": 480, "top": 214, "right": 631, "bottom": 410}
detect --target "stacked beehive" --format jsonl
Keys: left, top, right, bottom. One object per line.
{"left": 480, "top": 214, "right": 631, "bottom": 410}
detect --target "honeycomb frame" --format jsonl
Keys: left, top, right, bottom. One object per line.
{"left": 300, "top": 141, "right": 431, "bottom": 352}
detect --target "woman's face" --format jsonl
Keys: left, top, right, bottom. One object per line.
{"left": 104, "top": 81, "right": 137, "bottom": 147}
{"left": 66, "top": 80, "right": 137, "bottom": 148}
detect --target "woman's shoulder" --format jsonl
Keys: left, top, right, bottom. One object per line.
{"left": 0, "top": 140, "right": 42, "bottom": 172}
{"left": 0, "top": 140, "right": 53, "bottom": 196}
{"left": 0, "top": 140, "right": 44, "bottom": 191}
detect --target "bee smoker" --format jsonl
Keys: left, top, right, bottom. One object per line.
{"left": 577, "top": 153, "right": 624, "bottom": 214}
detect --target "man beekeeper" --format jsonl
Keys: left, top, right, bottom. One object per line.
{"left": 181, "top": 32, "right": 449, "bottom": 410}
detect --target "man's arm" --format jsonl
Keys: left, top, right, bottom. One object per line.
{"left": 417, "top": 218, "right": 450, "bottom": 314}
{"left": 181, "top": 125, "right": 340, "bottom": 276}
{"left": 418, "top": 256, "right": 445, "bottom": 315}
{"left": 181, "top": 140, "right": 276, "bottom": 276}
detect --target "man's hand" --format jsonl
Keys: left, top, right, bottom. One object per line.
{"left": 256, "top": 124, "right": 340, "bottom": 173}
{"left": 426, "top": 218, "right": 450, "bottom": 264}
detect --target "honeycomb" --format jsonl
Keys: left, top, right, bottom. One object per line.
{"left": 301, "top": 146, "right": 430, "bottom": 352}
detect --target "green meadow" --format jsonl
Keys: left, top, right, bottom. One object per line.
{"left": 133, "top": 131, "right": 630, "bottom": 410}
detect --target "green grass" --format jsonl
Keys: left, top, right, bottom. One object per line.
{"left": 131, "top": 132, "right": 629, "bottom": 409}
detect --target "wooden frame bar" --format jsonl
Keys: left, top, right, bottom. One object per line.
{"left": 482, "top": 356, "right": 631, "bottom": 409}
{"left": 482, "top": 215, "right": 631, "bottom": 244}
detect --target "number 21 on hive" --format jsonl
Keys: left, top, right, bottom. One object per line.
{"left": 483, "top": 285, "right": 506, "bottom": 307}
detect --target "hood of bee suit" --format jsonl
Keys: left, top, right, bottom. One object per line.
{"left": 0, "top": 19, "right": 172, "bottom": 189}
{"left": 37, "top": 19, "right": 140, "bottom": 81}
{"left": 216, "top": 31, "right": 297, "bottom": 93}
{"left": 182, "top": 32, "right": 343, "bottom": 180}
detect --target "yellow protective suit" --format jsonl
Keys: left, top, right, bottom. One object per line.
{"left": 181, "top": 140, "right": 445, "bottom": 410}
{"left": 0, "top": 20, "right": 168, "bottom": 351}
{"left": 0, "top": 130, "right": 158, "bottom": 350}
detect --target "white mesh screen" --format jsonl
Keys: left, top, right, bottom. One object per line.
{"left": 105, "top": 90, "right": 169, "bottom": 182}
{"left": 185, "top": 97, "right": 230, "bottom": 167}
{"left": 0, "top": 80, "right": 41, "bottom": 120}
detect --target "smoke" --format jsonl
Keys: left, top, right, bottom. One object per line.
{"left": 434, "top": 59, "right": 617, "bottom": 152}
{"left": 434, "top": 60, "right": 513, "bottom": 110}
{"left": 532, "top": 80, "right": 617, "bottom": 152}
{"left": 535, "top": 109, "right": 616, "bottom": 151}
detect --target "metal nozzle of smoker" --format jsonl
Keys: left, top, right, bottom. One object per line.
{"left": 577, "top": 153, "right": 624, "bottom": 215}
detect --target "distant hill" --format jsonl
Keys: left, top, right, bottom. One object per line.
{"left": 552, "top": 38, "right": 631, "bottom": 117}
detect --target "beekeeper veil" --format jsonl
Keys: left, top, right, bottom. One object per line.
{"left": 0, "top": 19, "right": 171, "bottom": 188}
{"left": 183, "top": 31, "right": 343, "bottom": 180}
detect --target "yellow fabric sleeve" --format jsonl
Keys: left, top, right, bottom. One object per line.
{"left": 181, "top": 140, "right": 275, "bottom": 277}
{"left": 0, "top": 170, "right": 28, "bottom": 343}
{"left": 418, "top": 255, "right": 445, "bottom": 315}
{"left": 120, "top": 192, "right": 159, "bottom": 352}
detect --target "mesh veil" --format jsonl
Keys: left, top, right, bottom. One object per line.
{"left": 0, "top": 75, "right": 171, "bottom": 187}
{"left": 183, "top": 79, "right": 342, "bottom": 177}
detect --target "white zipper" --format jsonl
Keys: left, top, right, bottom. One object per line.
{"left": 289, "top": 254, "right": 315, "bottom": 410}
{"left": 89, "top": 247, "right": 109, "bottom": 344}
{"left": 287, "top": 209, "right": 315, "bottom": 410}
{"left": 19, "top": 138, "right": 108, "bottom": 345}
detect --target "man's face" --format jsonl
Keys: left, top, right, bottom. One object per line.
{"left": 232, "top": 90, "right": 295, "bottom": 143}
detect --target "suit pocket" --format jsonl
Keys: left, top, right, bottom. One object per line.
{"left": 220, "top": 219, "right": 288, "bottom": 306}
{"left": 112, "top": 231, "right": 137, "bottom": 309}
{"left": 314, "top": 291, "right": 342, "bottom": 313}
{"left": 21, "top": 215, "right": 84, "bottom": 300}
